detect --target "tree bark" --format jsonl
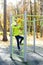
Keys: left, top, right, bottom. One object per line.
{"left": 30, "top": 0, "right": 33, "bottom": 35}
{"left": 3, "top": 0, "right": 8, "bottom": 41}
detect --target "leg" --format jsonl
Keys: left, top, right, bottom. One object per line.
{"left": 18, "top": 35, "right": 24, "bottom": 44}
{"left": 15, "top": 36, "right": 20, "bottom": 50}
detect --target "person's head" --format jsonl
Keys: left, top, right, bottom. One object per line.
{"left": 17, "top": 18, "right": 22, "bottom": 25}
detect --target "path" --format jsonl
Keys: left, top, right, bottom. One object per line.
{"left": 0, "top": 35, "right": 43, "bottom": 65}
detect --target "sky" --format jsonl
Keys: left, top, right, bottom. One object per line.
{"left": 7, "top": 0, "right": 21, "bottom": 6}
{"left": 7, "top": 0, "right": 34, "bottom": 6}
{"left": 0, "top": 0, "right": 34, "bottom": 13}
{"left": 0, "top": 0, "right": 21, "bottom": 13}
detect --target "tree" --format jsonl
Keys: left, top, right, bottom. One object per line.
{"left": 3, "top": 0, "right": 8, "bottom": 41}
{"left": 30, "top": 0, "right": 33, "bottom": 35}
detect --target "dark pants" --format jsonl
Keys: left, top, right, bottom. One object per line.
{"left": 15, "top": 35, "right": 24, "bottom": 50}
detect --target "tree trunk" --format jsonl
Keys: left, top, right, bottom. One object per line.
{"left": 30, "top": 0, "right": 33, "bottom": 35}
{"left": 3, "top": 0, "right": 8, "bottom": 41}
